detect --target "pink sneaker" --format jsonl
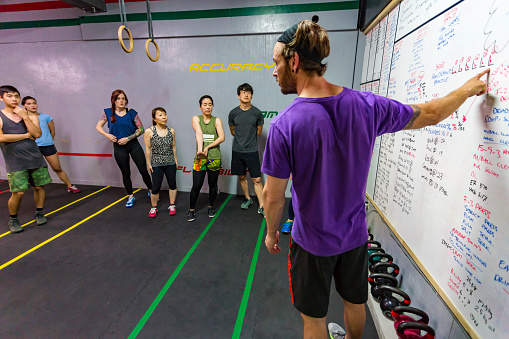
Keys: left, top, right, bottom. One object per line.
{"left": 149, "top": 207, "right": 157, "bottom": 218}
{"left": 168, "top": 204, "right": 176, "bottom": 216}
{"left": 67, "top": 185, "right": 81, "bottom": 193}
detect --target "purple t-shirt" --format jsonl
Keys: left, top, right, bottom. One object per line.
{"left": 261, "top": 87, "right": 413, "bottom": 256}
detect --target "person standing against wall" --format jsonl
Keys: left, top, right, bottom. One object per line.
{"left": 228, "top": 83, "right": 265, "bottom": 216}
{"left": 188, "top": 95, "right": 225, "bottom": 222}
{"left": 0, "top": 86, "right": 52, "bottom": 233}
{"left": 261, "top": 19, "right": 489, "bottom": 339}
{"left": 22, "top": 96, "right": 81, "bottom": 194}
{"left": 144, "top": 107, "right": 178, "bottom": 218}
{"left": 96, "top": 89, "right": 153, "bottom": 207}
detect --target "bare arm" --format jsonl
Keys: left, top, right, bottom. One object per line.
{"left": 192, "top": 116, "right": 204, "bottom": 153}
{"left": 404, "top": 69, "right": 489, "bottom": 130}
{"left": 171, "top": 128, "right": 178, "bottom": 166}
{"left": 0, "top": 130, "right": 31, "bottom": 142}
{"left": 144, "top": 129, "right": 153, "bottom": 173}
{"left": 118, "top": 114, "right": 145, "bottom": 145}
{"left": 96, "top": 113, "right": 117, "bottom": 142}
{"left": 48, "top": 120, "right": 56, "bottom": 140}
{"left": 206, "top": 117, "right": 225, "bottom": 148}
{"left": 263, "top": 175, "right": 289, "bottom": 254}
{"left": 15, "top": 107, "right": 42, "bottom": 138}
{"left": 229, "top": 125, "right": 235, "bottom": 136}
{"left": 257, "top": 124, "right": 263, "bottom": 136}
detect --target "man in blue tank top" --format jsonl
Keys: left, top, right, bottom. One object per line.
{"left": 0, "top": 85, "right": 52, "bottom": 234}
{"left": 261, "top": 19, "right": 489, "bottom": 339}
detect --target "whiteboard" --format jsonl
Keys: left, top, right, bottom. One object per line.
{"left": 363, "top": 0, "right": 509, "bottom": 337}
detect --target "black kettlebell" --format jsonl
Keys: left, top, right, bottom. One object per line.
{"left": 368, "top": 273, "right": 398, "bottom": 302}
{"left": 368, "top": 240, "right": 382, "bottom": 248}
{"left": 379, "top": 285, "right": 411, "bottom": 320}
{"left": 369, "top": 261, "right": 400, "bottom": 276}
{"left": 368, "top": 252, "right": 393, "bottom": 271}
{"left": 392, "top": 306, "right": 430, "bottom": 337}
{"left": 368, "top": 233, "right": 374, "bottom": 240}
{"left": 396, "top": 321, "right": 435, "bottom": 339}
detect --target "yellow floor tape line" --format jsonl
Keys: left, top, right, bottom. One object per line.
{"left": 0, "top": 186, "right": 110, "bottom": 239}
{"left": 0, "top": 189, "right": 140, "bottom": 271}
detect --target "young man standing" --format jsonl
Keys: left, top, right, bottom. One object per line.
{"left": 228, "top": 83, "right": 265, "bottom": 216}
{"left": 261, "top": 20, "right": 488, "bottom": 339}
{"left": 0, "top": 86, "right": 52, "bottom": 234}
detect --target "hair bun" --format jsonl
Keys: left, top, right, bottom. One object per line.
{"left": 312, "top": 15, "right": 319, "bottom": 23}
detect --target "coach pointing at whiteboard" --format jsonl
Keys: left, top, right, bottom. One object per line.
{"left": 261, "top": 18, "right": 489, "bottom": 339}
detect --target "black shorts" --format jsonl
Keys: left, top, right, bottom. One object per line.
{"left": 38, "top": 145, "right": 58, "bottom": 157}
{"left": 288, "top": 238, "right": 368, "bottom": 318}
{"left": 231, "top": 151, "right": 261, "bottom": 178}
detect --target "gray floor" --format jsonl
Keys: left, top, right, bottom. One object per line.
{"left": 0, "top": 183, "right": 378, "bottom": 338}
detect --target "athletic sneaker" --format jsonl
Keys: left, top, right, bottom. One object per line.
{"left": 208, "top": 207, "right": 216, "bottom": 218}
{"left": 258, "top": 206, "right": 265, "bottom": 217}
{"left": 8, "top": 218, "right": 23, "bottom": 233}
{"left": 187, "top": 210, "right": 196, "bottom": 222}
{"left": 241, "top": 198, "right": 253, "bottom": 210}
{"left": 126, "top": 196, "right": 135, "bottom": 207}
{"left": 149, "top": 207, "right": 157, "bottom": 218}
{"left": 328, "top": 323, "right": 346, "bottom": 339}
{"left": 282, "top": 220, "right": 293, "bottom": 234}
{"left": 67, "top": 185, "right": 81, "bottom": 193}
{"left": 168, "top": 204, "right": 176, "bottom": 216}
{"left": 35, "top": 212, "right": 47, "bottom": 226}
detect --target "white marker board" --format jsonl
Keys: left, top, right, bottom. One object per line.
{"left": 363, "top": 1, "right": 509, "bottom": 338}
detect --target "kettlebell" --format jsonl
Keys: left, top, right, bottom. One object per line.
{"left": 368, "top": 240, "right": 382, "bottom": 248}
{"left": 369, "top": 261, "right": 400, "bottom": 276}
{"left": 396, "top": 322, "right": 435, "bottom": 339}
{"left": 368, "top": 252, "right": 393, "bottom": 271}
{"left": 392, "top": 306, "right": 429, "bottom": 337}
{"left": 368, "top": 273, "right": 398, "bottom": 302}
{"left": 368, "top": 233, "right": 374, "bottom": 240}
{"left": 379, "top": 285, "right": 411, "bottom": 320}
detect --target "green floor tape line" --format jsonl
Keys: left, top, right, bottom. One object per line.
{"left": 128, "top": 194, "right": 233, "bottom": 339}
{"left": 232, "top": 218, "right": 266, "bottom": 338}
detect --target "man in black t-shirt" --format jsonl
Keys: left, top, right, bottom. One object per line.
{"left": 228, "top": 83, "right": 265, "bottom": 216}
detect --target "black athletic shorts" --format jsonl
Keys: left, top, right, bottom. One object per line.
{"left": 231, "top": 151, "right": 261, "bottom": 178}
{"left": 38, "top": 145, "right": 58, "bottom": 157}
{"left": 288, "top": 238, "right": 368, "bottom": 318}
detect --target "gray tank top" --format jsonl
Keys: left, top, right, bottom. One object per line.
{"left": 150, "top": 125, "right": 175, "bottom": 166}
{"left": 0, "top": 111, "right": 47, "bottom": 172}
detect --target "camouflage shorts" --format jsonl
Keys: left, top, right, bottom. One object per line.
{"left": 192, "top": 158, "right": 221, "bottom": 171}
{"left": 7, "top": 167, "right": 52, "bottom": 192}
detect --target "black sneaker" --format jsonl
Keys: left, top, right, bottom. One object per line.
{"left": 208, "top": 207, "right": 216, "bottom": 218}
{"left": 187, "top": 210, "right": 196, "bottom": 222}
{"left": 8, "top": 218, "right": 23, "bottom": 233}
{"left": 35, "top": 212, "right": 47, "bottom": 226}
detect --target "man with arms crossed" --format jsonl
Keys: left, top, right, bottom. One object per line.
{"left": 0, "top": 85, "right": 52, "bottom": 234}
{"left": 261, "top": 20, "right": 488, "bottom": 339}
{"left": 229, "top": 83, "right": 265, "bottom": 216}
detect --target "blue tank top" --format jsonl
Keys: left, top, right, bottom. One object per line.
{"left": 104, "top": 108, "right": 139, "bottom": 139}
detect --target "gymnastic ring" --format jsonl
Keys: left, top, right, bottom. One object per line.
{"left": 145, "top": 38, "right": 160, "bottom": 62}
{"left": 118, "top": 25, "right": 133, "bottom": 53}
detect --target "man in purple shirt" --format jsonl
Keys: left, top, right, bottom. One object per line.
{"left": 261, "top": 19, "right": 488, "bottom": 339}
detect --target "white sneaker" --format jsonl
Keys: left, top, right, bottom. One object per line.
{"left": 328, "top": 323, "right": 346, "bottom": 339}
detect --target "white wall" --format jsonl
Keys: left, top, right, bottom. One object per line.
{"left": 0, "top": 1, "right": 360, "bottom": 195}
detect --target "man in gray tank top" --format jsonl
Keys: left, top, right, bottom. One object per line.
{"left": 228, "top": 83, "right": 265, "bottom": 216}
{"left": 0, "top": 85, "right": 52, "bottom": 234}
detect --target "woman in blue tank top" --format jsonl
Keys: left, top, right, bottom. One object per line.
{"left": 95, "top": 89, "right": 153, "bottom": 207}
{"left": 22, "top": 96, "right": 81, "bottom": 194}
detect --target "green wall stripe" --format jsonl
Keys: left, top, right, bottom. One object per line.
{"left": 0, "top": 1, "right": 358, "bottom": 30}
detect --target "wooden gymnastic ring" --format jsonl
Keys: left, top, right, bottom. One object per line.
{"left": 145, "top": 38, "right": 159, "bottom": 62}
{"left": 118, "top": 25, "right": 133, "bottom": 53}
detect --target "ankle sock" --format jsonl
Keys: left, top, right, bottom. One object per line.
{"left": 10, "top": 214, "right": 17, "bottom": 219}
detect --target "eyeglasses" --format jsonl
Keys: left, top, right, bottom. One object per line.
{"left": 240, "top": 91, "right": 252, "bottom": 95}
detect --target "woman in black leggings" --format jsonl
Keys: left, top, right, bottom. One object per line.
{"left": 96, "top": 89, "right": 152, "bottom": 207}
{"left": 187, "top": 95, "right": 225, "bottom": 222}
